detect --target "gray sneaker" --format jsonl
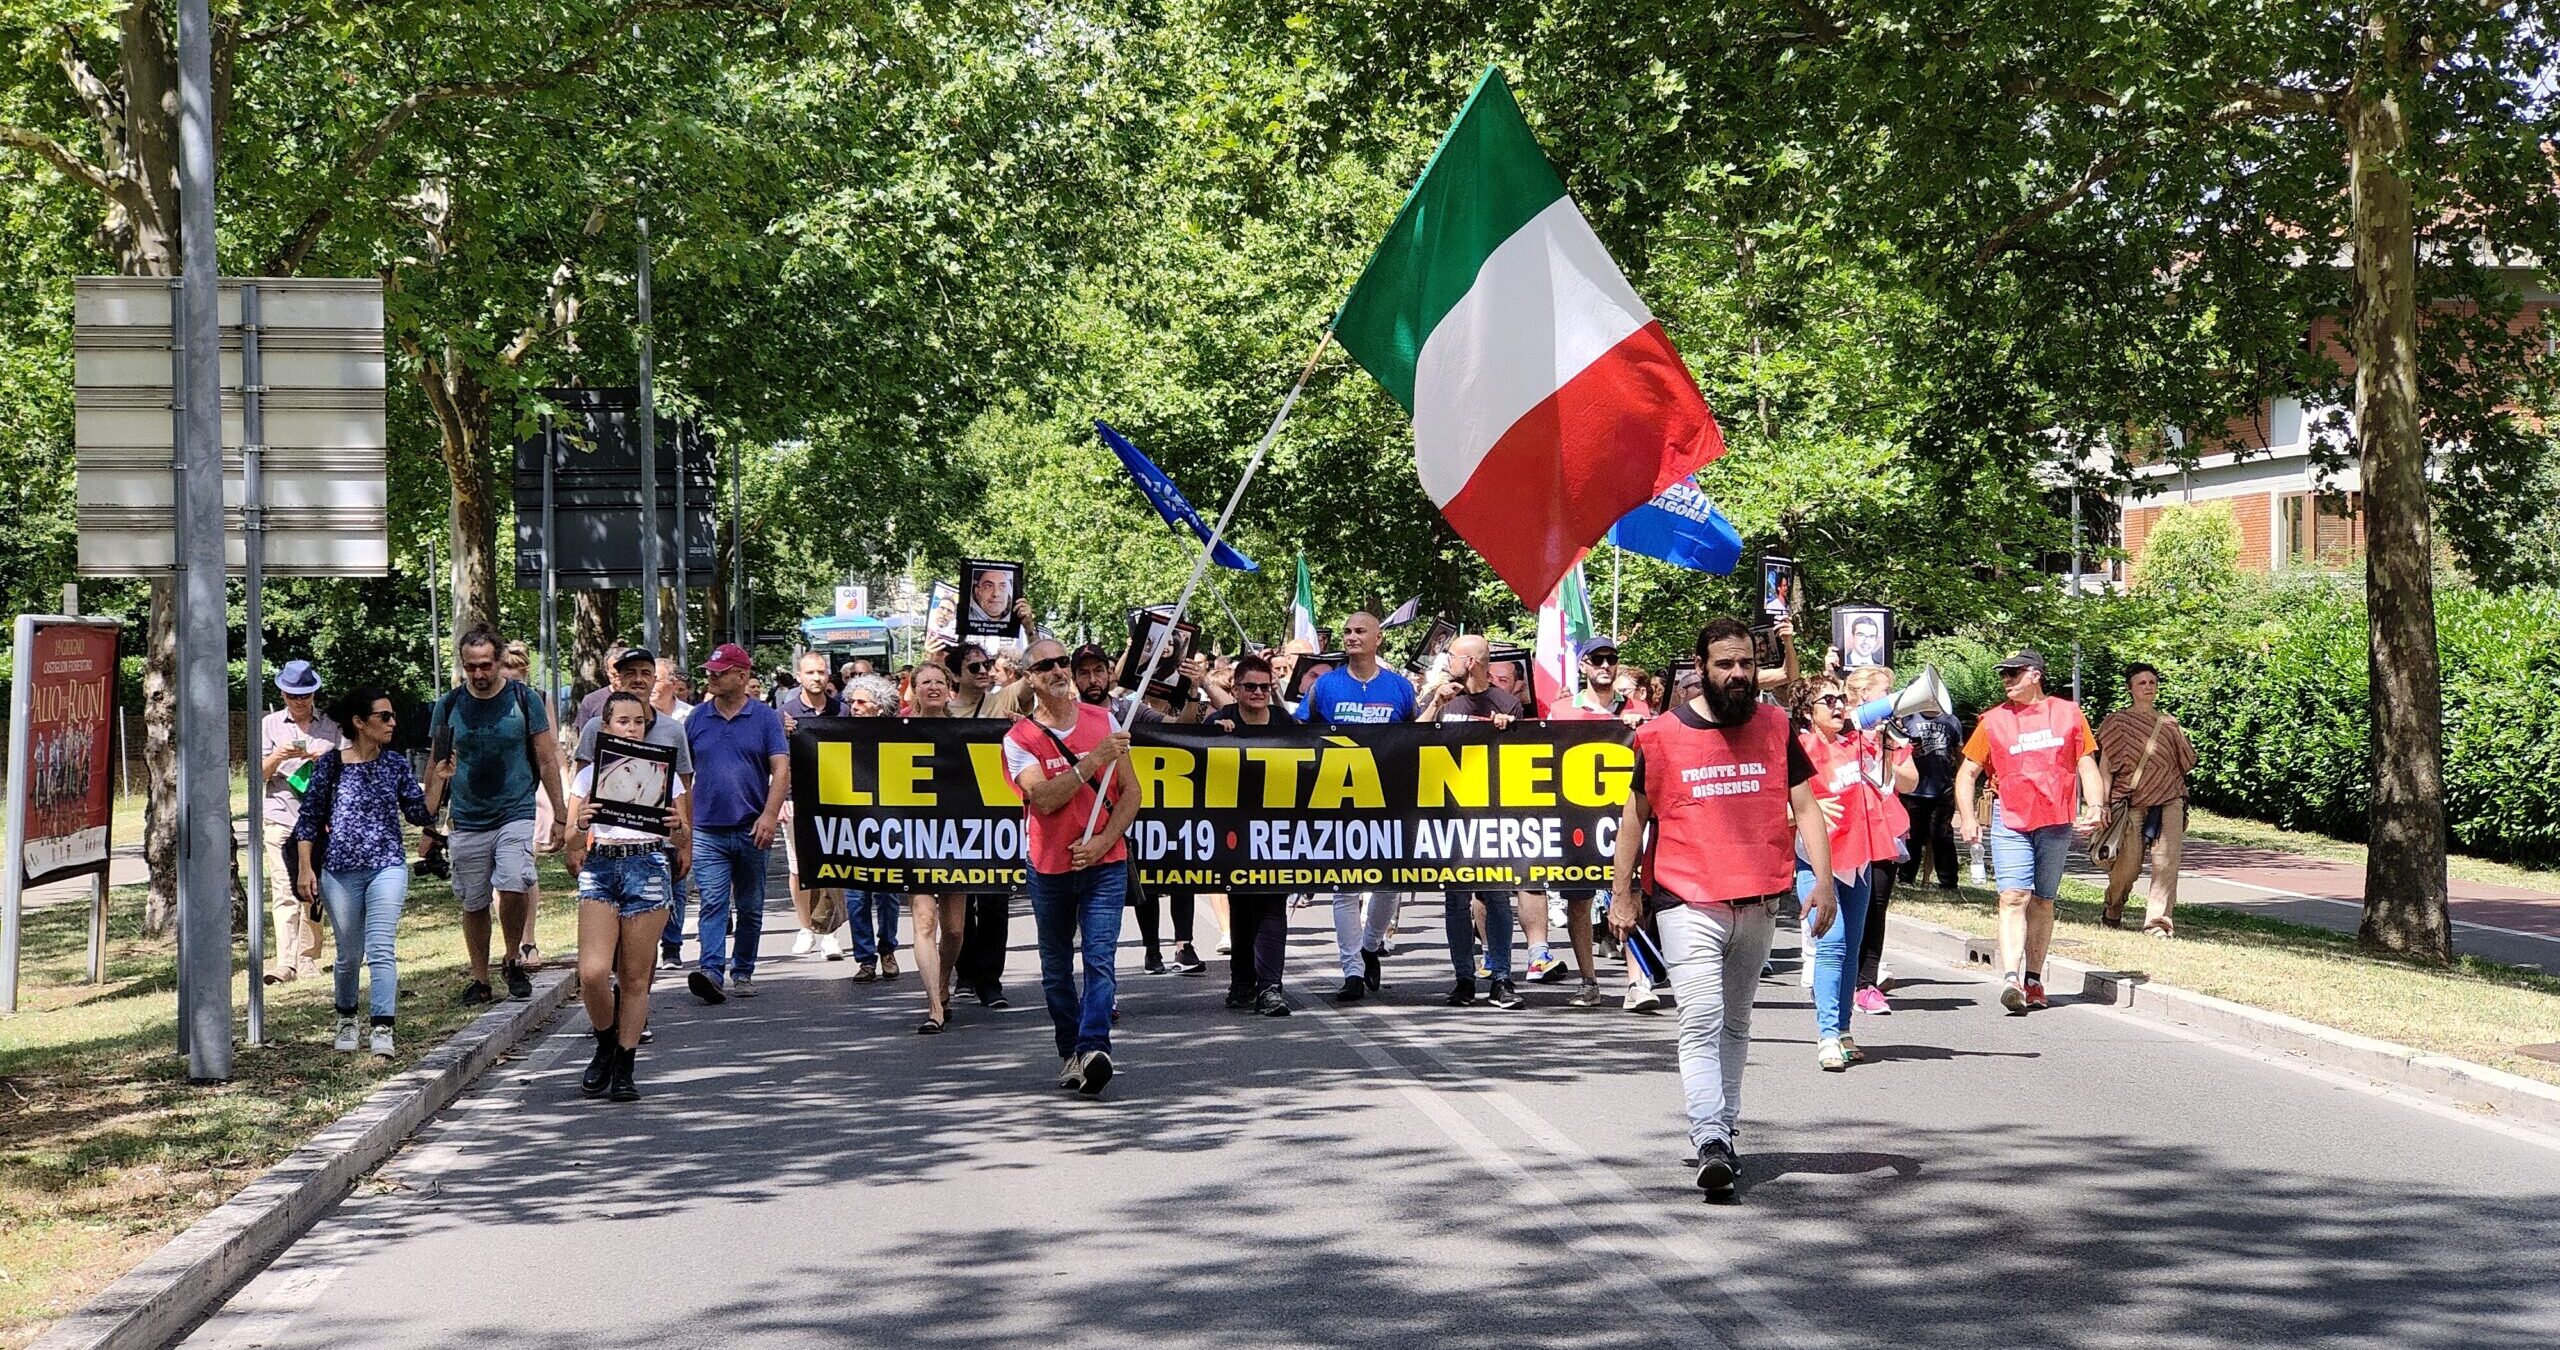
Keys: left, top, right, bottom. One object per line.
{"left": 1056, "top": 1055, "right": 1085, "bottom": 1090}
{"left": 333, "top": 1016, "right": 360, "bottom": 1052}
{"left": 729, "top": 975, "right": 759, "bottom": 999}
{"left": 1569, "top": 979, "right": 1604, "bottom": 1008}
{"left": 368, "top": 1025, "right": 394, "bottom": 1058}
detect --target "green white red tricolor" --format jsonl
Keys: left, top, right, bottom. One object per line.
{"left": 1333, "top": 66, "right": 1726, "bottom": 606}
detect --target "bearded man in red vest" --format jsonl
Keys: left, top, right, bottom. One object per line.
{"left": 1953, "top": 649, "right": 2108, "bottom": 1014}
{"left": 1610, "top": 616, "right": 1832, "bottom": 1201}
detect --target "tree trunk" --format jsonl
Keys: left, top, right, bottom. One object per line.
{"left": 142, "top": 580, "right": 179, "bottom": 936}
{"left": 417, "top": 354, "right": 503, "bottom": 636}
{"left": 574, "top": 589, "right": 620, "bottom": 700}
{"left": 2347, "top": 71, "right": 2451, "bottom": 962}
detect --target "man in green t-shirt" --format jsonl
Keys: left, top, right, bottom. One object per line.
{"left": 431, "top": 625, "right": 569, "bottom": 1005}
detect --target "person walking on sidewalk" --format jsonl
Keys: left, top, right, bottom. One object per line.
{"left": 1844, "top": 666, "right": 1916, "bottom": 1018}
{"left": 292, "top": 687, "right": 447, "bottom": 1058}
{"left": 901, "top": 662, "right": 970, "bottom": 1033}
{"left": 2096, "top": 663, "right": 2197, "bottom": 937}
{"left": 840, "top": 675, "right": 907, "bottom": 979}
{"left": 432, "top": 625, "right": 570, "bottom": 1006}
{"left": 566, "top": 693, "right": 685, "bottom": 1101}
{"left": 573, "top": 649, "right": 696, "bottom": 969}
{"left": 1006, "top": 638, "right": 1139, "bottom": 1096}
{"left": 684, "top": 643, "right": 791, "bottom": 1005}
{"left": 1954, "top": 648, "right": 2107, "bottom": 1014}
{"left": 259, "top": 660, "right": 340, "bottom": 985}
{"left": 1298, "top": 610, "right": 1415, "bottom": 1003}
{"left": 776, "top": 650, "right": 849, "bottom": 964}
{"left": 1611, "top": 617, "right": 1829, "bottom": 1200}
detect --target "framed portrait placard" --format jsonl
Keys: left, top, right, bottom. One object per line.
{"left": 590, "top": 733, "right": 676, "bottom": 836}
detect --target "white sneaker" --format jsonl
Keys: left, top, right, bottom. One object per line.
{"left": 791, "top": 929, "right": 817, "bottom": 957}
{"left": 1800, "top": 958, "right": 1815, "bottom": 988}
{"left": 820, "top": 933, "right": 846, "bottom": 961}
{"left": 1057, "top": 1055, "right": 1085, "bottom": 1090}
{"left": 368, "top": 1026, "right": 394, "bottom": 1057}
{"left": 1624, "top": 978, "right": 1663, "bottom": 1013}
{"left": 1817, "top": 1037, "right": 1848, "bottom": 1071}
{"left": 333, "top": 1017, "right": 360, "bottom": 1052}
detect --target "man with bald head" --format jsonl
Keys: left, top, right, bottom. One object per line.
{"left": 1421, "top": 633, "right": 1530, "bottom": 1008}
{"left": 1299, "top": 610, "right": 1417, "bottom": 1002}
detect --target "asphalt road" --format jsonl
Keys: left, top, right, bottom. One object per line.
{"left": 181, "top": 895, "right": 2560, "bottom": 1350}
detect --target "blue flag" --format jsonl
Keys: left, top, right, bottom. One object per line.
{"left": 1096, "top": 421, "right": 1259, "bottom": 573}
{"left": 1607, "top": 476, "right": 1743, "bottom": 575}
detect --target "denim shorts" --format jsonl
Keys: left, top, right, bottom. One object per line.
{"left": 1987, "top": 807, "right": 2072, "bottom": 900}
{"left": 578, "top": 847, "right": 674, "bottom": 918}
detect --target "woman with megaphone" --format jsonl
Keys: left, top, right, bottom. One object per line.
{"left": 1792, "top": 675, "right": 1919, "bottom": 1070}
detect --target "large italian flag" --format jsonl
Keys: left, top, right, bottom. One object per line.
{"left": 1333, "top": 67, "right": 1726, "bottom": 606}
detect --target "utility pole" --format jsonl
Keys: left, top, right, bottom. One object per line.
{"left": 637, "top": 218, "right": 661, "bottom": 653}
{"left": 174, "top": 0, "right": 232, "bottom": 1082}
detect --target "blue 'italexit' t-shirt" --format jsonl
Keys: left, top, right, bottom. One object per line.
{"left": 1298, "top": 666, "right": 1417, "bottom": 725}
{"left": 685, "top": 697, "right": 788, "bottom": 830}
{"left": 431, "top": 680, "right": 550, "bottom": 832}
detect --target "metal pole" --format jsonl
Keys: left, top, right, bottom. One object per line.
{"left": 541, "top": 413, "right": 558, "bottom": 721}
{"left": 175, "top": 0, "right": 233, "bottom": 1081}
{"left": 636, "top": 219, "right": 661, "bottom": 653}
{"left": 674, "top": 424, "right": 689, "bottom": 669}
{"left": 241, "top": 283, "right": 267, "bottom": 1043}
{"left": 428, "top": 537, "right": 444, "bottom": 691}
{"left": 1, "top": 618, "right": 32, "bottom": 1012}
{"left": 1610, "top": 544, "right": 1621, "bottom": 638}
{"left": 728, "top": 431, "right": 743, "bottom": 644}
{"left": 168, "top": 278, "right": 188, "bottom": 1057}
{"left": 2070, "top": 485, "right": 2083, "bottom": 705}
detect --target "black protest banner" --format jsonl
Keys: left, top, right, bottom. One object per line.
{"left": 788, "top": 717, "right": 1638, "bottom": 894}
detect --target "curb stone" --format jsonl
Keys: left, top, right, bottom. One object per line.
{"left": 1884, "top": 917, "right": 2560, "bottom": 1134}
{"left": 29, "top": 969, "right": 577, "bottom": 1350}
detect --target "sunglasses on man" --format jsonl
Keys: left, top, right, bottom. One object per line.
{"left": 1027, "top": 655, "right": 1070, "bottom": 675}
{"left": 1237, "top": 681, "right": 1274, "bottom": 693}
{"left": 964, "top": 660, "right": 992, "bottom": 675}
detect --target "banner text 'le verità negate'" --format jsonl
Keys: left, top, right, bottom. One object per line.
{"left": 787, "top": 719, "right": 1637, "bottom": 894}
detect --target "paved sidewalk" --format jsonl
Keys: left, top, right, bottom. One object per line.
{"left": 2075, "top": 840, "right": 2560, "bottom": 971}
{"left": 179, "top": 897, "right": 2560, "bottom": 1350}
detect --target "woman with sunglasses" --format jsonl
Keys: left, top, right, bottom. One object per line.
{"left": 291, "top": 688, "right": 449, "bottom": 1057}
{"left": 1204, "top": 652, "right": 1294, "bottom": 1015}
{"left": 903, "top": 662, "right": 971, "bottom": 1032}
{"left": 840, "top": 675, "right": 908, "bottom": 979}
{"left": 1792, "top": 676, "right": 1917, "bottom": 1070}
{"left": 944, "top": 644, "right": 1003, "bottom": 718}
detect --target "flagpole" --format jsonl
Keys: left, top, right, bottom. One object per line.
{"left": 1205, "top": 570, "right": 1256, "bottom": 651}
{"left": 1078, "top": 328, "right": 1336, "bottom": 842}
{"left": 1610, "top": 544, "right": 1621, "bottom": 637}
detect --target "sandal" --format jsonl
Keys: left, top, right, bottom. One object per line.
{"left": 917, "top": 1014, "right": 947, "bottom": 1034}
{"left": 518, "top": 942, "right": 545, "bottom": 972}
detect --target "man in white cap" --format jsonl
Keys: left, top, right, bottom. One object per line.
{"left": 258, "top": 660, "right": 340, "bottom": 983}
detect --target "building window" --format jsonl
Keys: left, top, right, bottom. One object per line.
{"left": 2279, "top": 491, "right": 2363, "bottom": 570}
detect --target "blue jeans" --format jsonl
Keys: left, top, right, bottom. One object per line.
{"left": 1988, "top": 806, "right": 2073, "bottom": 899}
{"left": 1029, "top": 864, "right": 1127, "bottom": 1058}
{"left": 320, "top": 864, "right": 408, "bottom": 1021}
{"left": 663, "top": 873, "right": 694, "bottom": 955}
{"left": 693, "top": 827, "right": 770, "bottom": 984}
{"left": 849, "top": 891, "right": 901, "bottom": 960}
{"left": 1447, "top": 891, "right": 1514, "bottom": 981}
{"left": 1797, "top": 859, "right": 1875, "bottom": 1040}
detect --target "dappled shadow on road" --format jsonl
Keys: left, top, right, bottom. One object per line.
{"left": 254, "top": 896, "right": 2560, "bottom": 1350}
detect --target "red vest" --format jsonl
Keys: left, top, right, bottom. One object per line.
{"left": 1979, "top": 696, "right": 2087, "bottom": 831}
{"left": 1800, "top": 728, "right": 1892, "bottom": 877}
{"left": 1006, "top": 705, "right": 1128, "bottom": 875}
{"left": 1636, "top": 704, "right": 1796, "bottom": 906}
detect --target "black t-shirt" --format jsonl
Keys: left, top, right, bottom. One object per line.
{"left": 1630, "top": 701, "right": 1815, "bottom": 791}
{"left": 1438, "top": 686, "right": 1526, "bottom": 721}
{"left": 1206, "top": 706, "right": 1291, "bottom": 736}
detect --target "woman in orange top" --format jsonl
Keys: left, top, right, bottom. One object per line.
{"left": 1794, "top": 676, "right": 1918, "bottom": 1071}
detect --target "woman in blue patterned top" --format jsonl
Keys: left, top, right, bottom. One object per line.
{"left": 291, "top": 687, "right": 450, "bottom": 1057}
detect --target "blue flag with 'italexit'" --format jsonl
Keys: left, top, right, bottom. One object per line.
{"left": 1607, "top": 476, "right": 1743, "bottom": 575}
{"left": 1096, "top": 421, "right": 1259, "bottom": 572}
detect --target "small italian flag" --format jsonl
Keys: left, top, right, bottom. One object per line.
{"left": 1290, "top": 552, "right": 1319, "bottom": 648}
{"left": 1532, "top": 563, "right": 1596, "bottom": 715}
{"left": 1334, "top": 67, "right": 1725, "bottom": 606}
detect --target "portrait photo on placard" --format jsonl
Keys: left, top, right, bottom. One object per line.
{"left": 1404, "top": 617, "right": 1458, "bottom": 674}
{"left": 1762, "top": 555, "right": 1796, "bottom": 619}
{"left": 926, "top": 580, "right": 961, "bottom": 644}
{"left": 1120, "top": 607, "right": 1202, "bottom": 701}
{"left": 590, "top": 733, "right": 677, "bottom": 835}
{"left": 961, "top": 559, "right": 1023, "bottom": 639}
{"left": 1831, "top": 604, "right": 1895, "bottom": 671}
{"left": 1285, "top": 650, "right": 1342, "bottom": 707}
{"left": 1750, "top": 622, "right": 1786, "bottom": 670}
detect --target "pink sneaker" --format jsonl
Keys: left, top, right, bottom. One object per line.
{"left": 1854, "top": 985, "right": 1892, "bottom": 1016}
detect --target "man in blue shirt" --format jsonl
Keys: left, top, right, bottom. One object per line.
{"left": 683, "top": 643, "right": 791, "bottom": 1003}
{"left": 1298, "top": 611, "right": 1415, "bottom": 1002}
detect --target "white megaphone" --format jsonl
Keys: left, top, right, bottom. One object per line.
{"left": 1853, "top": 665, "right": 1951, "bottom": 731}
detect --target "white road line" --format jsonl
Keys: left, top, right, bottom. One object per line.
{"left": 1310, "top": 1001, "right": 1840, "bottom": 1350}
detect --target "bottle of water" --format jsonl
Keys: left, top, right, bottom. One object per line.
{"left": 1970, "top": 835, "right": 1989, "bottom": 887}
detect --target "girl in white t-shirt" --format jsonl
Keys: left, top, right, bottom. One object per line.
{"left": 567, "top": 693, "right": 687, "bottom": 1101}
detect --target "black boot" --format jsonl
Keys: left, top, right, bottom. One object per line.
{"left": 580, "top": 1028, "right": 615, "bottom": 1097}
{"left": 608, "top": 1044, "right": 641, "bottom": 1101}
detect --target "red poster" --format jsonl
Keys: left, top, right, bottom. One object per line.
{"left": 14, "top": 621, "right": 119, "bottom": 887}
